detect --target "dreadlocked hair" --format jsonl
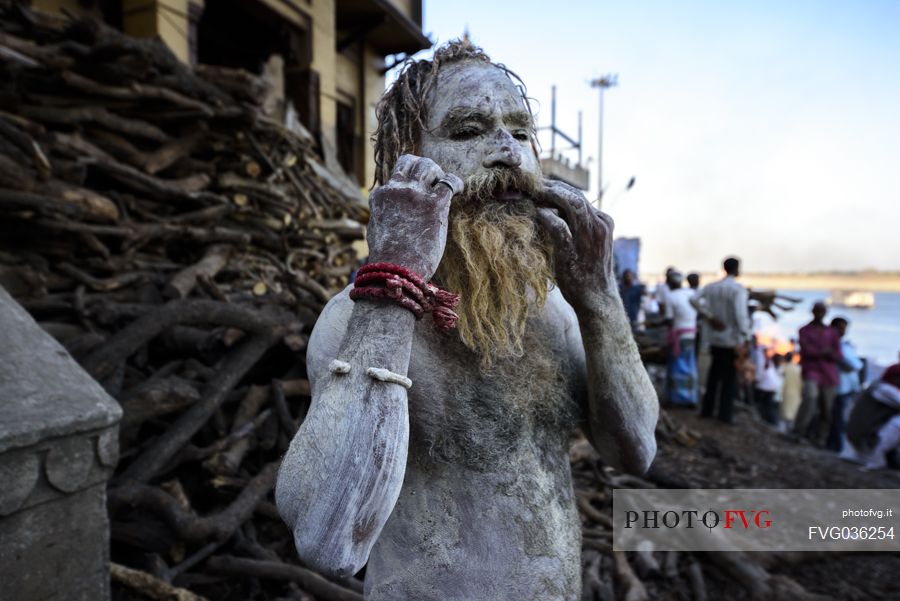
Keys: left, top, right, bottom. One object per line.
{"left": 372, "top": 39, "right": 533, "bottom": 186}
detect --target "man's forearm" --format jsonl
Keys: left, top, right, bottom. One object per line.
{"left": 276, "top": 301, "right": 415, "bottom": 577}
{"left": 577, "top": 293, "right": 658, "bottom": 474}
{"left": 338, "top": 301, "right": 417, "bottom": 373}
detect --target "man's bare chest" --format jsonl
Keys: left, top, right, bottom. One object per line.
{"left": 404, "top": 318, "right": 581, "bottom": 470}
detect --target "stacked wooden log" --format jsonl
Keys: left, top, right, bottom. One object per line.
{"left": 0, "top": 4, "right": 839, "bottom": 601}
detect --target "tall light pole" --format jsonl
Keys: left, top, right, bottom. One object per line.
{"left": 589, "top": 74, "right": 617, "bottom": 209}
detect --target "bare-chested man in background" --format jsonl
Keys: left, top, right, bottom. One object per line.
{"left": 276, "top": 41, "right": 658, "bottom": 600}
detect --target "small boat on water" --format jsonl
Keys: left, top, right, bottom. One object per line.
{"left": 828, "top": 290, "right": 875, "bottom": 309}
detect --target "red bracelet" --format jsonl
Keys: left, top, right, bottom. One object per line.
{"left": 350, "top": 262, "right": 460, "bottom": 330}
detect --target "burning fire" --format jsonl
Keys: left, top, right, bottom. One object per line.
{"left": 754, "top": 333, "right": 797, "bottom": 360}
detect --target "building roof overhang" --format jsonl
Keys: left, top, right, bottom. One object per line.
{"left": 336, "top": 0, "right": 431, "bottom": 56}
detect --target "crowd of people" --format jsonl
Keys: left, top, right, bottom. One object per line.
{"left": 619, "top": 257, "right": 900, "bottom": 471}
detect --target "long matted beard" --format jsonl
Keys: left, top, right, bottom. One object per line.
{"left": 435, "top": 169, "right": 553, "bottom": 367}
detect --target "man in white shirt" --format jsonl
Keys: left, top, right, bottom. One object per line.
{"left": 655, "top": 266, "right": 677, "bottom": 316}
{"left": 690, "top": 257, "right": 752, "bottom": 424}
{"left": 665, "top": 272, "right": 699, "bottom": 406}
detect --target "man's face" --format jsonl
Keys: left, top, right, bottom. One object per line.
{"left": 420, "top": 62, "right": 552, "bottom": 364}
{"left": 419, "top": 61, "right": 541, "bottom": 197}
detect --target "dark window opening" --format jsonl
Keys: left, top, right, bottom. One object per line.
{"left": 336, "top": 99, "right": 359, "bottom": 183}
{"left": 196, "top": 1, "right": 318, "bottom": 145}
{"left": 196, "top": 1, "right": 295, "bottom": 74}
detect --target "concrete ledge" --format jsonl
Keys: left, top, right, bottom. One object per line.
{"left": 0, "top": 284, "right": 121, "bottom": 601}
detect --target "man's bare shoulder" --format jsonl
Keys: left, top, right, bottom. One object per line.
{"left": 541, "top": 286, "right": 580, "bottom": 333}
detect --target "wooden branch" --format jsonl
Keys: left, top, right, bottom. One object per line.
{"left": 60, "top": 71, "right": 214, "bottom": 116}
{"left": 0, "top": 153, "right": 36, "bottom": 191}
{"left": 581, "top": 551, "right": 614, "bottom": 601}
{"left": 109, "top": 462, "right": 279, "bottom": 543}
{"left": 85, "top": 154, "right": 224, "bottom": 204}
{"left": 206, "top": 556, "right": 364, "bottom": 601}
{"left": 168, "top": 203, "right": 232, "bottom": 224}
{"left": 110, "top": 563, "right": 209, "bottom": 601}
{"left": 576, "top": 493, "right": 614, "bottom": 528}
{"left": 83, "top": 299, "right": 285, "bottom": 381}
{"left": 21, "top": 105, "right": 169, "bottom": 142}
{"left": 57, "top": 262, "right": 151, "bottom": 292}
{"left": 203, "top": 384, "right": 269, "bottom": 476}
{"left": 0, "top": 114, "right": 50, "bottom": 177}
{"left": 143, "top": 128, "right": 207, "bottom": 175}
{"left": 119, "top": 376, "right": 201, "bottom": 429}
{"left": 177, "top": 409, "right": 272, "bottom": 466}
{"left": 164, "top": 244, "right": 231, "bottom": 299}
{"left": 164, "top": 540, "right": 227, "bottom": 583}
{"left": 613, "top": 551, "right": 648, "bottom": 601}
{"left": 662, "top": 551, "right": 680, "bottom": 580}
{"left": 287, "top": 267, "right": 331, "bottom": 304}
{"left": 270, "top": 379, "right": 298, "bottom": 435}
{"left": 0, "top": 40, "right": 39, "bottom": 66}
{"left": 48, "top": 182, "right": 119, "bottom": 221}
{"left": 281, "top": 379, "right": 311, "bottom": 397}
{"left": 0, "top": 187, "right": 85, "bottom": 219}
{"left": 51, "top": 131, "right": 117, "bottom": 162}
{"left": 685, "top": 560, "right": 707, "bottom": 601}
{"left": 118, "top": 332, "right": 279, "bottom": 482}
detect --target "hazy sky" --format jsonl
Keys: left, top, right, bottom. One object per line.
{"left": 410, "top": 0, "right": 900, "bottom": 274}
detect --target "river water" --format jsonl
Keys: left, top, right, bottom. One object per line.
{"left": 754, "top": 289, "right": 900, "bottom": 377}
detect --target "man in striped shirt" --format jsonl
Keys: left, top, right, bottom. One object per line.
{"left": 690, "top": 257, "right": 752, "bottom": 423}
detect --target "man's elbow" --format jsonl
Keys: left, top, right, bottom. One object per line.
{"left": 275, "top": 472, "right": 370, "bottom": 579}
{"left": 594, "top": 412, "right": 659, "bottom": 475}
{"left": 621, "top": 423, "right": 657, "bottom": 475}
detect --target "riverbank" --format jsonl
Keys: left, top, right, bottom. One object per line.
{"left": 740, "top": 273, "right": 900, "bottom": 292}
{"left": 644, "top": 272, "right": 900, "bottom": 292}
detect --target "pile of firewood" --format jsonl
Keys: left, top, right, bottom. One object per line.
{"left": 0, "top": 4, "right": 835, "bottom": 601}
{"left": 0, "top": 3, "right": 367, "bottom": 599}
{"left": 0, "top": 2, "right": 366, "bottom": 313}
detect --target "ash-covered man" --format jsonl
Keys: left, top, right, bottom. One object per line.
{"left": 276, "top": 41, "right": 658, "bottom": 600}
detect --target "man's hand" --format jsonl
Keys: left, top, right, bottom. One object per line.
{"left": 709, "top": 316, "right": 727, "bottom": 331}
{"left": 366, "top": 155, "right": 463, "bottom": 279}
{"left": 535, "top": 178, "right": 615, "bottom": 311}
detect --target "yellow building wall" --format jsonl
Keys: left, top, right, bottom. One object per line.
{"left": 362, "top": 44, "right": 386, "bottom": 188}
{"left": 386, "top": 0, "right": 415, "bottom": 19}
{"left": 121, "top": 0, "right": 200, "bottom": 63}
{"left": 258, "top": 1, "right": 342, "bottom": 177}
{"left": 335, "top": 44, "right": 386, "bottom": 188}
{"left": 297, "top": 0, "right": 338, "bottom": 172}
{"left": 336, "top": 52, "right": 359, "bottom": 104}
